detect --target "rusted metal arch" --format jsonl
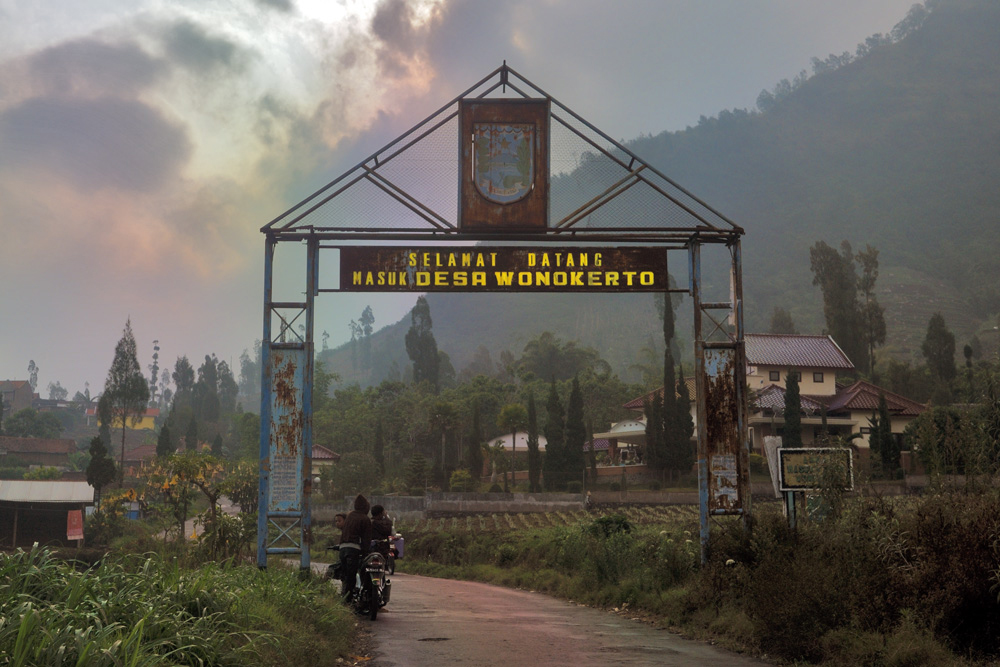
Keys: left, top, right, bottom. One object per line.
{"left": 261, "top": 63, "right": 742, "bottom": 237}
{"left": 257, "top": 64, "right": 750, "bottom": 570}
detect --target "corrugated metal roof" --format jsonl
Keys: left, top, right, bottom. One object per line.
{"left": 746, "top": 334, "right": 854, "bottom": 370}
{"left": 0, "top": 480, "right": 94, "bottom": 504}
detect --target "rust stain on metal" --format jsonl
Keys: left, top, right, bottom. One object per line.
{"left": 459, "top": 99, "right": 549, "bottom": 230}
{"left": 270, "top": 351, "right": 303, "bottom": 457}
{"left": 704, "top": 352, "right": 742, "bottom": 512}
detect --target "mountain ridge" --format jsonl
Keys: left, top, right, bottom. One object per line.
{"left": 319, "top": 0, "right": 1000, "bottom": 387}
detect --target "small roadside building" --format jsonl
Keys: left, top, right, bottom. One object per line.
{"left": 613, "top": 333, "right": 927, "bottom": 476}
{"left": 0, "top": 379, "right": 35, "bottom": 413}
{"left": 0, "top": 436, "right": 76, "bottom": 468}
{"left": 0, "top": 480, "right": 94, "bottom": 548}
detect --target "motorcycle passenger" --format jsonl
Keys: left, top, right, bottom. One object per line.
{"left": 370, "top": 504, "right": 393, "bottom": 557}
{"left": 338, "top": 495, "right": 372, "bottom": 600}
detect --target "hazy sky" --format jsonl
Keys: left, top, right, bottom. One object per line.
{"left": 0, "top": 0, "right": 916, "bottom": 397}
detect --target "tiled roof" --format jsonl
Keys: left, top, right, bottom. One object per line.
{"left": 826, "top": 380, "right": 927, "bottom": 417}
{"left": 314, "top": 444, "right": 340, "bottom": 461}
{"left": 126, "top": 444, "right": 158, "bottom": 461}
{"left": 0, "top": 436, "right": 75, "bottom": 454}
{"left": 746, "top": 334, "right": 854, "bottom": 370}
{"left": 622, "top": 377, "right": 697, "bottom": 410}
{"left": 0, "top": 380, "right": 29, "bottom": 389}
{"left": 752, "top": 385, "right": 826, "bottom": 414}
{"left": 585, "top": 438, "right": 611, "bottom": 451}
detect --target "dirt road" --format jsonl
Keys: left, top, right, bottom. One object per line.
{"left": 364, "top": 573, "right": 770, "bottom": 666}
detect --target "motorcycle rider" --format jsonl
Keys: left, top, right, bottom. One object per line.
{"left": 370, "top": 504, "right": 393, "bottom": 557}
{"left": 338, "top": 495, "right": 372, "bottom": 600}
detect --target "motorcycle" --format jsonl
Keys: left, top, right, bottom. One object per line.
{"left": 373, "top": 535, "right": 402, "bottom": 575}
{"left": 327, "top": 545, "right": 390, "bottom": 620}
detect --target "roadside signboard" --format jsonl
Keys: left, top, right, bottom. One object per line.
{"left": 778, "top": 447, "right": 854, "bottom": 492}
{"left": 67, "top": 509, "right": 84, "bottom": 541}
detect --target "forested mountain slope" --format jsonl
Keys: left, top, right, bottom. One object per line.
{"left": 320, "top": 0, "right": 1000, "bottom": 387}
{"left": 629, "top": 0, "right": 1000, "bottom": 357}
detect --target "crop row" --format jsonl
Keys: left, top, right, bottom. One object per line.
{"left": 400, "top": 505, "right": 700, "bottom": 535}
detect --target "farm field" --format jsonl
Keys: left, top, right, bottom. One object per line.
{"left": 398, "top": 505, "right": 701, "bottom": 536}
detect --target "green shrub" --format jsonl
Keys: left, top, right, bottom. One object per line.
{"left": 495, "top": 543, "right": 518, "bottom": 566}
{"left": 587, "top": 514, "right": 631, "bottom": 538}
{"left": 565, "top": 480, "right": 583, "bottom": 493}
{"left": 450, "top": 469, "right": 475, "bottom": 492}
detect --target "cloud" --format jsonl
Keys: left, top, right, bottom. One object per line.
{"left": 255, "top": 0, "right": 295, "bottom": 12}
{"left": 26, "top": 38, "right": 166, "bottom": 97}
{"left": 0, "top": 95, "right": 192, "bottom": 192}
{"left": 162, "top": 19, "right": 248, "bottom": 74}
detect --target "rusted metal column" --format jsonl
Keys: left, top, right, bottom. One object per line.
{"left": 731, "top": 239, "right": 752, "bottom": 531}
{"left": 300, "top": 235, "right": 317, "bottom": 573}
{"left": 257, "top": 236, "right": 275, "bottom": 569}
{"left": 689, "top": 241, "right": 709, "bottom": 563}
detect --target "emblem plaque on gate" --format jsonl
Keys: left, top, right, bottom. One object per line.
{"left": 460, "top": 99, "right": 549, "bottom": 230}
{"left": 473, "top": 123, "right": 534, "bottom": 204}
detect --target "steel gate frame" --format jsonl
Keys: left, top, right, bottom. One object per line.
{"left": 257, "top": 64, "right": 749, "bottom": 570}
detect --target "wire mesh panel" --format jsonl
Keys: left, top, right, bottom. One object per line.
{"left": 262, "top": 65, "right": 739, "bottom": 237}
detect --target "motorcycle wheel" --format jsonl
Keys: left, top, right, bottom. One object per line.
{"left": 368, "top": 588, "right": 379, "bottom": 621}
{"left": 387, "top": 556, "right": 395, "bottom": 575}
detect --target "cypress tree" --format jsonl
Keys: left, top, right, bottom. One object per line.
{"left": 156, "top": 424, "right": 173, "bottom": 458}
{"left": 405, "top": 452, "right": 427, "bottom": 495}
{"left": 86, "top": 436, "right": 117, "bottom": 508}
{"left": 672, "top": 364, "right": 695, "bottom": 474}
{"left": 467, "top": 403, "right": 484, "bottom": 482}
{"left": 526, "top": 392, "right": 541, "bottom": 493}
{"left": 564, "top": 377, "right": 586, "bottom": 489}
{"left": 587, "top": 419, "right": 598, "bottom": 487}
{"left": 104, "top": 319, "right": 149, "bottom": 485}
{"left": 542, "top": 381, "right": 565, "bottom": 490}
{"left": 186, "top": 416, "right": 198, "bottom": 451}
{"left": 877, "top": 393, "right": 897, "bottom": 473}
{"left": 373, "top": 422, "right": 385, "bottom": 474}
{"left": 405, "top": 296, "right": 440, "bottom": 391}
{"left": 643, "top": 393, "right": 663, "bottom": 470}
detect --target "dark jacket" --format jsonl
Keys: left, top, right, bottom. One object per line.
{"left": 371, "top": 514, "right": 393, "bottom": 556}
{"left": 372, "top": 515, "right": 393, "bottom": 541}
{"left": 340, "top": 495, "right": 373, "bottom": 554}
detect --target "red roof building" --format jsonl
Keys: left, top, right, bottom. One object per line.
{"left": 0, "top": 436, "right": 76, "bottom": 468}
{"left": 0, "top": 380, "right": 36, "bottom": 413}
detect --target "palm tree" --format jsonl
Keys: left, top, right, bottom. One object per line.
{"left": 498, "top": 403, "right": 528, "bottom": 492}
{"left": 483, "top": 441, "right": 507, "bottom": 485}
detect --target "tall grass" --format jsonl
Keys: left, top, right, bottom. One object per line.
{"left": 402, "top": 489, "right": 1000, "bottom": 665}
{"left": 0, "top": 545, "right": 353, "bottom": 666}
